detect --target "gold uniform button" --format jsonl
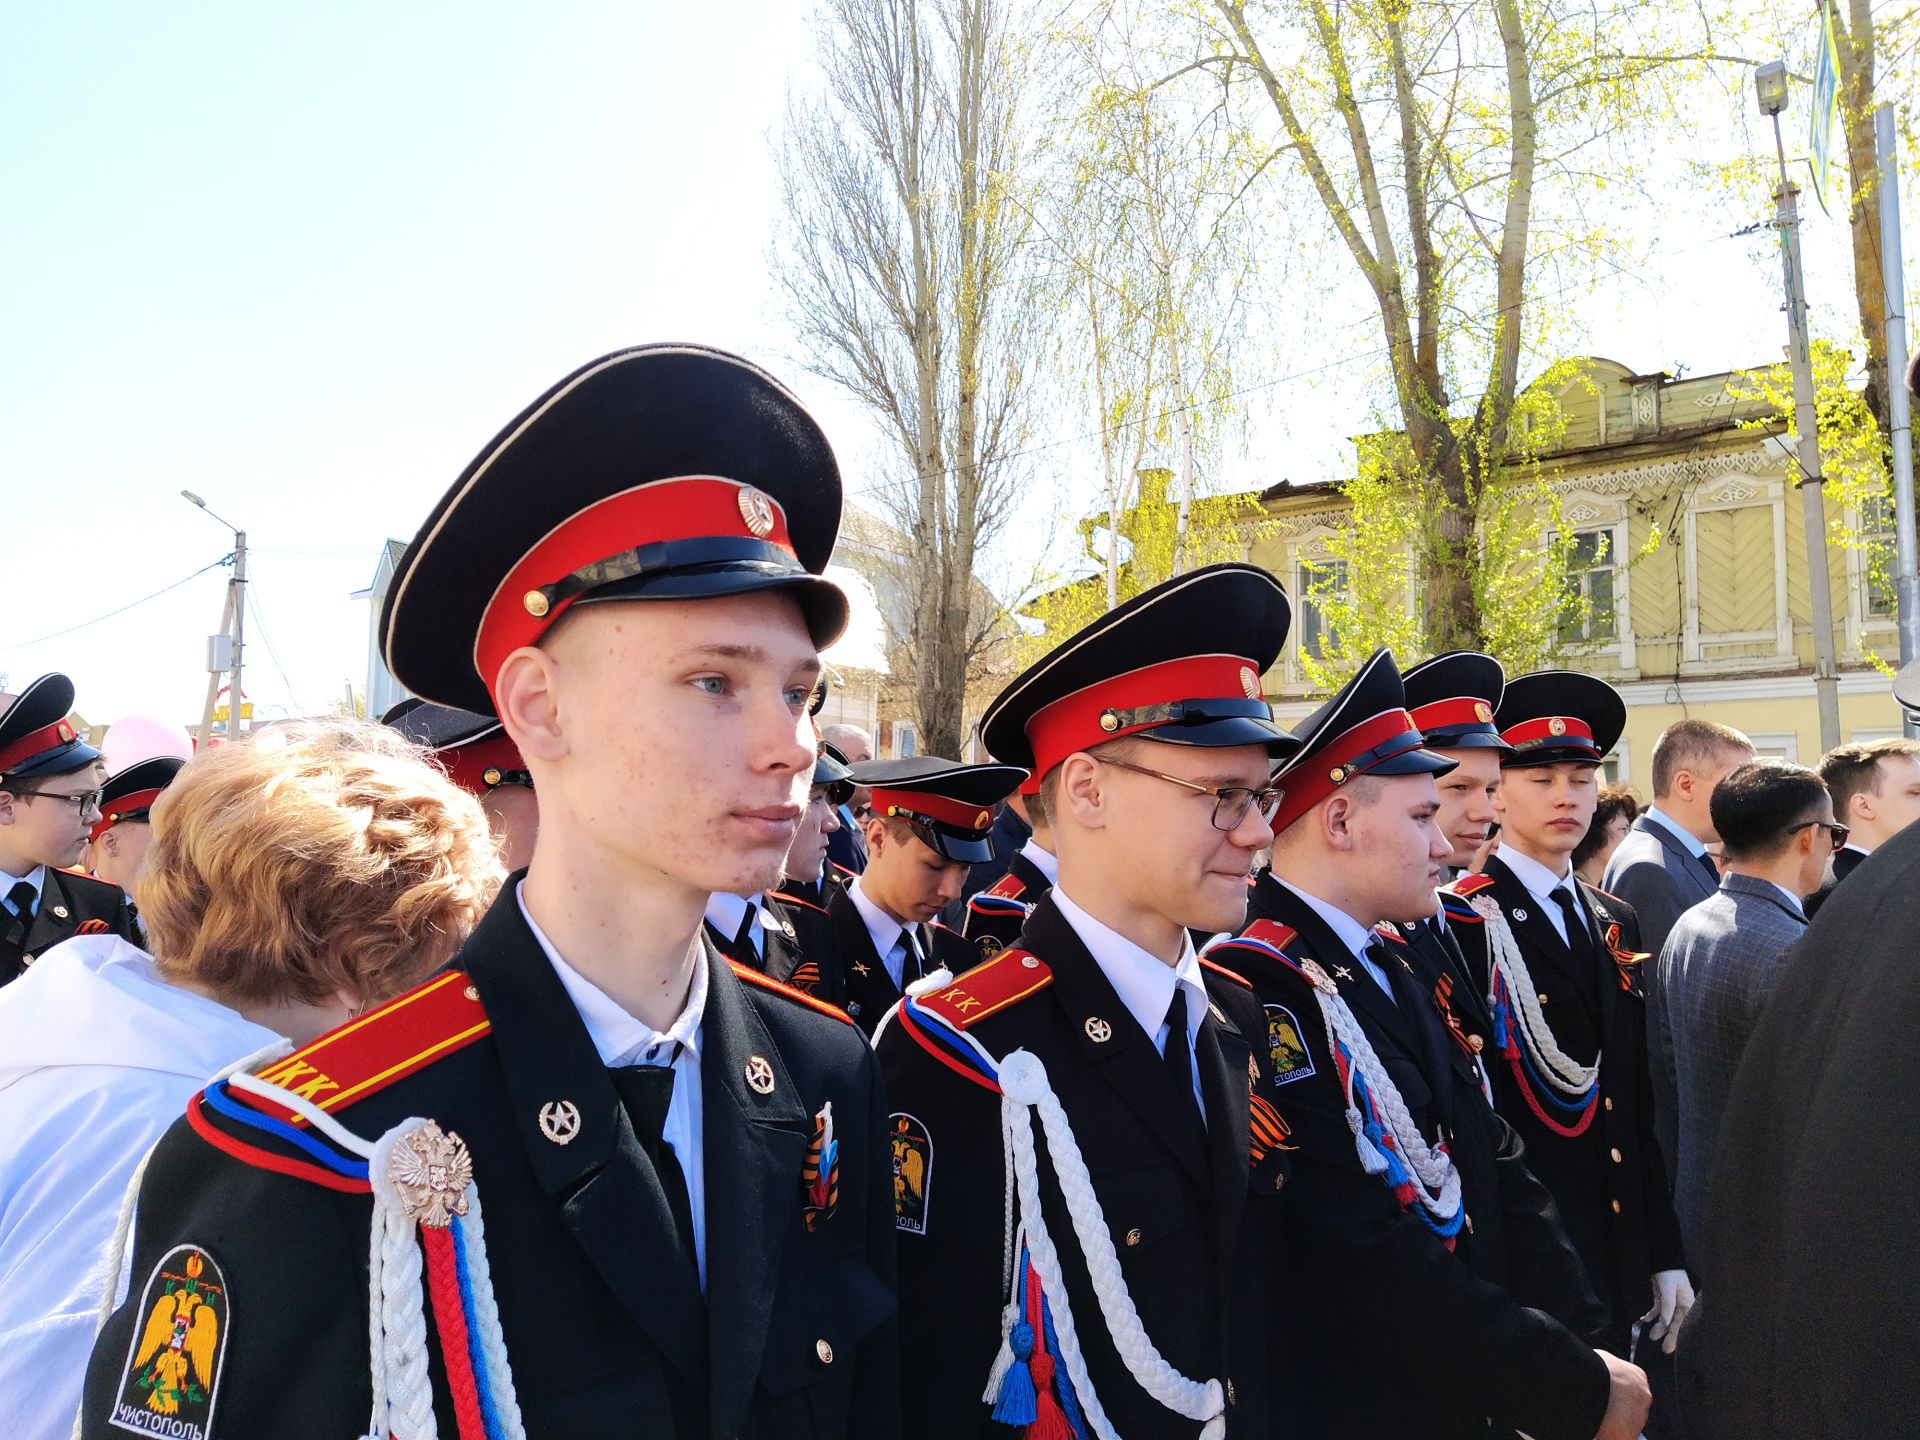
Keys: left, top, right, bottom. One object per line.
{"left": 816, "top": 1339, "right": 834, "bottom": 1364}
{"left": 1227, "top": 1379, "right": 1237, "bottom": 1405}
{"left": 1537, "top": 992, "right": 1550, "bottom": 1005}
{"left": 1467, "top": 1034, "right": 1485, "bottom": 1054}
{"left": 1611, "top": 1199, "right": 1622, "bottom": 1214}
{"left": 1125, "top": 1228, "right": 1142, "bottom": 1247}
{"left": 1610, "top": 1147, "right": 1623, "bottom": 1163}
{"left": 1604, "top": 1097, "right": 1614, "bottom": 1111}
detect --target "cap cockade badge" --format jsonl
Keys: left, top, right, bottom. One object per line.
{"left": 738, "top": 486, "right": 776, "bottom": 538}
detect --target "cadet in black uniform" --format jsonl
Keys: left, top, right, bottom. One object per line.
{"left": 385, "top": 696, "right": 540, "bottom": 873}
{"left": 1440, "top": 672, "right": 1689, "bottom": 1368}
{"left": 959, "top": 775, "right": 1058, "bottom": 963}
{"left": 0, "top": 675, "right": 134, "bottom": 983}
{"left": 876, "top": 563, "right": 1297, "bottom": 1440}
{"left": 80, "top": 345, "right": 901, "bottom": 1439}
{"left": 87, "top": 754, "right": 187, "bottom": 945}
{"left": 1213, "top": 648, "right": 1639, "bottom": 1440}
{"left": 824, "top": 757, "right": 1022, "bottom": 1032}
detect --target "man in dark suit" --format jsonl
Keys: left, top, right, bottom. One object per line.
{"left": 1443, "top": 672, "right": 1690, "bottom": 1372}
{"left": 1653, "top": 760, "right": 1833, "bottom": 1260}
{"left": 1805, "top": 737, "right": 1920, "bottom": 916}
{"left": 0, "top": 675, "right": 134, "bottom": 983}
{"left": 823, "top": 758, "right": 1019, "bottom": 1031}
{"left": 877, "top": 564, "right": 1297, "bottom": 1439}
{"left": 1218, "top": 649, "right": 1641, "bottom": 1440}
{"left": 80, "top": 345, "right": 901, "bottom": 1438}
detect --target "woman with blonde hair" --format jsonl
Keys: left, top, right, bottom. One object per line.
{"left": 0, "top": 719, "right": 502, "bottom": 1440}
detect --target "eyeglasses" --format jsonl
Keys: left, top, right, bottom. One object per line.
{"left": 1787, "top": 819, "right": 1850, "bottom": 849}
{"left": 23, "top": 787, "right": 103, "bottom": 815}
{"left": 1097, "top": 756, "right": 1282, "bottom": 832}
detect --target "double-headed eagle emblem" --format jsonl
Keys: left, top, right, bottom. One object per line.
{"left": 132, "top": 1285, "right": 218, "bottom": 1415}
{"left": 389, "top": 1120, "right": 473, "bottom": 1229}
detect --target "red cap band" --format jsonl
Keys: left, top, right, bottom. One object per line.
{"left": 1501, "top": 715, "right": 1597, "bottom": 752}
{"left": 475, "top": 477, "right": 796, "bottom": 703}
{"left": 438, "top": 733, "right": 528, "bottom": 797}
{"left": 872, "top": 788, "right": 995, "bottom": 834}
{"left": 1271, "top": 708, "right": 1425, "bottom": 833}
{"left": 0, "top": 719, "right": 79, "bottom": 777}
{"left": 1025, "top": 654, "right": 1268, "bottom": 778}
{"left": 1409, "top": 695, "right": 1497, "bottom": 734}
{"left": 89, "top": 787, "right": 163, "bottom": 844}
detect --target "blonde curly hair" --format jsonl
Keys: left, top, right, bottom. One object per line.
{"left": 137, "top": 720, "right": 503, "bottom": 1008}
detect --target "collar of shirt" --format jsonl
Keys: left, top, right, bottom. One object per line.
{"left": 1018, "top": 838, "right": 1060, "bottom": 885}
{"left": 1049, "top": 886, "right": 1207, "bottom": 1057}
{"left": 0, "top": 863, "right": 46, "bottom": 914}
{"left": 1431, "top": 891, "right": 1449, "bottom": 933}
{"left": 1273, "top": 878, "right": 1396, "bottom": 1000}
{"left": 1495, "top": 845, "right": 1583, "bottom": 945}
{"left": 847, "top": 875, "right": 908, "bottom": 966}
{"left": 1644, "top": 805, "right": 1708, "bottom": 859}
{"left": 516, "top": 881, "right": 707, "bottom": 1069}
{"left": 703, "top": 891, "right": 763, "bottom": 957}
{"left": 1764, "top": 878, "right": 1807, "bottom": 917}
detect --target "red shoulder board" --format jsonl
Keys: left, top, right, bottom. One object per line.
{"left": 770, "top": 888, "right": 828, "bottom": 916}
{"left": 1583, "top": 880, "right": 1628, "bottom": 906}
{"left": 731, "top": 960, "right": 855, "bottom": 1026}
{"left": 1372, "top": 923, "right": 1408, "bottom": 946}
{"left": 1199, "top": 957, "right": 1253, "bottom": 989}
{"left": 1447, "top": 872, "right": 1496, "bottom": 898}
{"left": 916, "top": 949, "right": 1052, "bottom": 1029}
{"left": 241, "top": 969, "right": 491, "bottom": 1128}
{"left": 1242, "top": 918, "right": 1299, "bottom": 953}
{"left": 983, "top": 870, "right": 1028, "bottom": 902}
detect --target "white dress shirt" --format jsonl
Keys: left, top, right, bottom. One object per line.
{"left": 1497, "top": 845, "right": 1585, "bottom": 946}
{"left": 1018, "top": 839, "right": 1060, "bottom": 885}
{"left": 703, "top": 891, "right": 766, "bottom": 961}
{"left": 1051, "top": 888, "right": 1209, "bottom": 1123}
{"left": 517, "top": 884, "right": 709, "bottom": 1287}
{"left": 1272, "top": 878, "right": 1396, "bottom": 1002}
{"left": 0, "top": 864, "right": 46, "bottom": 918}
{"left": 847, "top": 876, "right": 919, "bottom": 989}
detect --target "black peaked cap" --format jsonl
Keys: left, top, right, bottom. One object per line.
{"left": 1494, "top": 670, "right": 1625, "bottom": 767}
{"left": 1401, "top": 650, "right": 1510, "bottom": 751}
{"left": 0, "top": 674, "right": 101, "bottom": 782}
{"left": 853, "top": 757, "right": 1027, "bottom": 864}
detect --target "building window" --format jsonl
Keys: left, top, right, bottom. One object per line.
{"left": 895, "top": 724, "right": 917, "bottom": 759}
{"left": 1297, "top": 558, "right": 1347, "bottom": 659}
{"left": 1863, "top": 490, "right": 1897, "bottom": 620}
{"left": 1561, "top": 530, "right": 1617, "bottom": 645}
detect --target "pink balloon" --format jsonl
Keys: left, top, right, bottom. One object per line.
{"left": 101, "top": 714, "right": 196, "bottom": 775}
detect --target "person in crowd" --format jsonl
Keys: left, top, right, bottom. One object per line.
{"left": 85, "top": 756, "right": 187, "bottom": 944}
{"left": 1217, "top": 648, "right": 1643, "bottom": 1440}
{"left": 1575, "top": 786, "right": 1641, "bottom": 888}
{"left": 384, "top": 697, "right": 540, "bottom": 872}
{"left": 952, "top": 791, "right": 1032, "bottom": 912}
{"left": 821, "top": 722, "right": 873, "bottom": 876}
{"left": 80, "top": 345, "right": 902, "bottom": 1438}
{"left": 0, "top": 720, "right": 499, "bottom": 1440}
{"left": 959, "top": 777, "right": 1057, "bottom": 962}
{"left": 1804, "top": 736, "right": 1920, "bottom": 915}
{"left": 1443, "top": 673, "right": 1691, "bottom": 1376}
{"left": 824, "top": 756, "right": 1021, "bottom": 1030}
{"left": 1602, "top": 720, "right": 1752, "bottom": 959}
{"left": 0, "top": 675, "right": 134, "bottom": 983}
{"left": 1653, "top": 759, "right": 1832, "bottom": 1262}
{"left": 878, "top": 562, "right": 1295, "bottom": 1439}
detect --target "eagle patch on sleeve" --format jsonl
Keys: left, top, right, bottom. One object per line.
{"left": 109, "top": 1244, "right": 229, "bottom": 1438}
{"left": 889, "top": 1112, "right": 933, "bottom": 1235}
{"left": 1264, "top": 1004, "right": 1316, "bottom": 1086}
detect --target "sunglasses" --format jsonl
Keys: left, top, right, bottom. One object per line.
{"left": 1786, "top": 819, "right": 1850, "bottom": 849}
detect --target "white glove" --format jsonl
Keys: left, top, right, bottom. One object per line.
{"left": 1641, "top": 1269, "right": 1695, "bottom": 1354}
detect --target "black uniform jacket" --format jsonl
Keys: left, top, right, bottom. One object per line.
{"left": 705, "top": 892, "right": 829, "bottom": 987}
{"left": 1443, "top": 859, "right": 1684, "bottom": 1351}
{"left": 824, "top": 882, "right": 971, "bottom": 1035}
{"left": 1800, "top": 841, "right": 1866, "bottom": 918}
{"left": 0, "top": 866, "right": 136, "bottom": 983}
{"left": 1680, "top": 817, "right": 1920, "bottom": 1436}
{"left": 875, "top": 897, "right": 1281, "bottom": 1440}
{"left": 1220, "top": 874, "right": 1608, "bottom": 1440}
{"left": 79, "top": 888, "right": 900, "bottom": 1440}
{"left": 958, "top": 850, "right": 1052, "bottom": 965}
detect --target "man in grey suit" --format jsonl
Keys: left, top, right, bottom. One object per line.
{"left": 1652, "top": 759, "right": 1836, "bottom": 1259}
{"left": 1605, "top": 719, "right": 1752, "bottom": 1172}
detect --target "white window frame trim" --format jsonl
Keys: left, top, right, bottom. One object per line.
{"left": 1556, "top": 492, "right": 1637, "bottom": 673}
{"left": 1682, "top": 473, "right": 1791, "bottom": 668}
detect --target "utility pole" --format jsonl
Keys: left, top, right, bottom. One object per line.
{"left": 1876, "top": 103, "right": 1920, "bottom": 737}
{"left": 184, "top": 491, "right": 249, "bottom": 740}
{"left": 1757, "top": 61, "right": 1844, "bottom": 752}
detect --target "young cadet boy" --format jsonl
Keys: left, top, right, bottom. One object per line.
{"left": 384, "top": 697, "right": 541, "bottom": 873}
{"left": 877, "top": 563, "right": 1296, "bottom": 1440}
{"left": 1441, "top": 671, "right": 1690, "bottom": 1370}
{"left": 825, "top": 756, "right": 1023, "bottom": 1032}
{"left": 81, "top": 346, "right": 901, "bottom": 1439}
{"left": 1210, "top": 649, "right": 1641, "bottom": 1440}
{"left": 87, "top": 755, "right": 187, "bottom": 941}
{"left": 959, "top": 778, "right": 1059, "bottom": 963}
{"left": 0, "top": 675, "right": 133, "bottom": 984}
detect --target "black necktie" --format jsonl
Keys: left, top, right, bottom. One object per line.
{"left": 1161, "top": 988, "right": 1204, "bottom": 1132}
{"left": 901, "top": 927, "right": 926, "bottom": 983}
{"left": 1364, "top": 939, "right": 1402, "bottom": 1007}
{"left": 608, "top": 1063, "right": 698, "bottom": 1274}
{"left": 734, "top": 905, "right": 761, "bottom": 960}
{"left": 3, "top": 881, "right": 35, "bottom": 949}
{"left": 1695, "top": 850, "right": 1720, "bottom": 885}
{"left": 1551, "top": 887, "right": 1597, "bottom": 968}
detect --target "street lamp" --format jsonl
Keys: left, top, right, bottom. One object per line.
{"left": 1755, "top": 60, "right": 1843, "bottom": 751}
{"left": 182, "top": 490, "right": 249, "bottom": 739}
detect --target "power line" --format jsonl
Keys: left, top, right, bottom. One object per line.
{"left": 244, "top": 584, "right": 305, "bottom": 715}
{"left": 0, "top": 557, "right": 229, "bottom": 651}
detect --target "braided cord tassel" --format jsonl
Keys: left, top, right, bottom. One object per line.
{"left": 454, "top": 1188, "right": 528, "bottom": 1440}
{"left": 1470, "top": 898, "right": 1602, "bottom": 1137}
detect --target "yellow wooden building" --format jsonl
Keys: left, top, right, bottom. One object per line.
{"left": 1246, "top": 357, "right": 1909, "bottom": 782}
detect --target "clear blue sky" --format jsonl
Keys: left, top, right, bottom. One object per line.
{"left": 0, "top": 3, "right": 1882, "bottom": 729}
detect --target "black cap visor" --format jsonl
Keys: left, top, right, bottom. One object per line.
{"left": 569, "top": 560, "right": 848, "bottom": 649}
{"left": 1132, "top": 701, "right": 1301, "bottom": 759}
{"left": 1421, "top": 728, "right": 1513, "bottom": 753}
{"left": 6, "top": 741, "right": 102, "bottom": 783}
{"left": 906, "top": 822, "right": 996, "bottom": 865}
{"left": 1502, "top": 745, "right": 1605, "bottom": 770}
